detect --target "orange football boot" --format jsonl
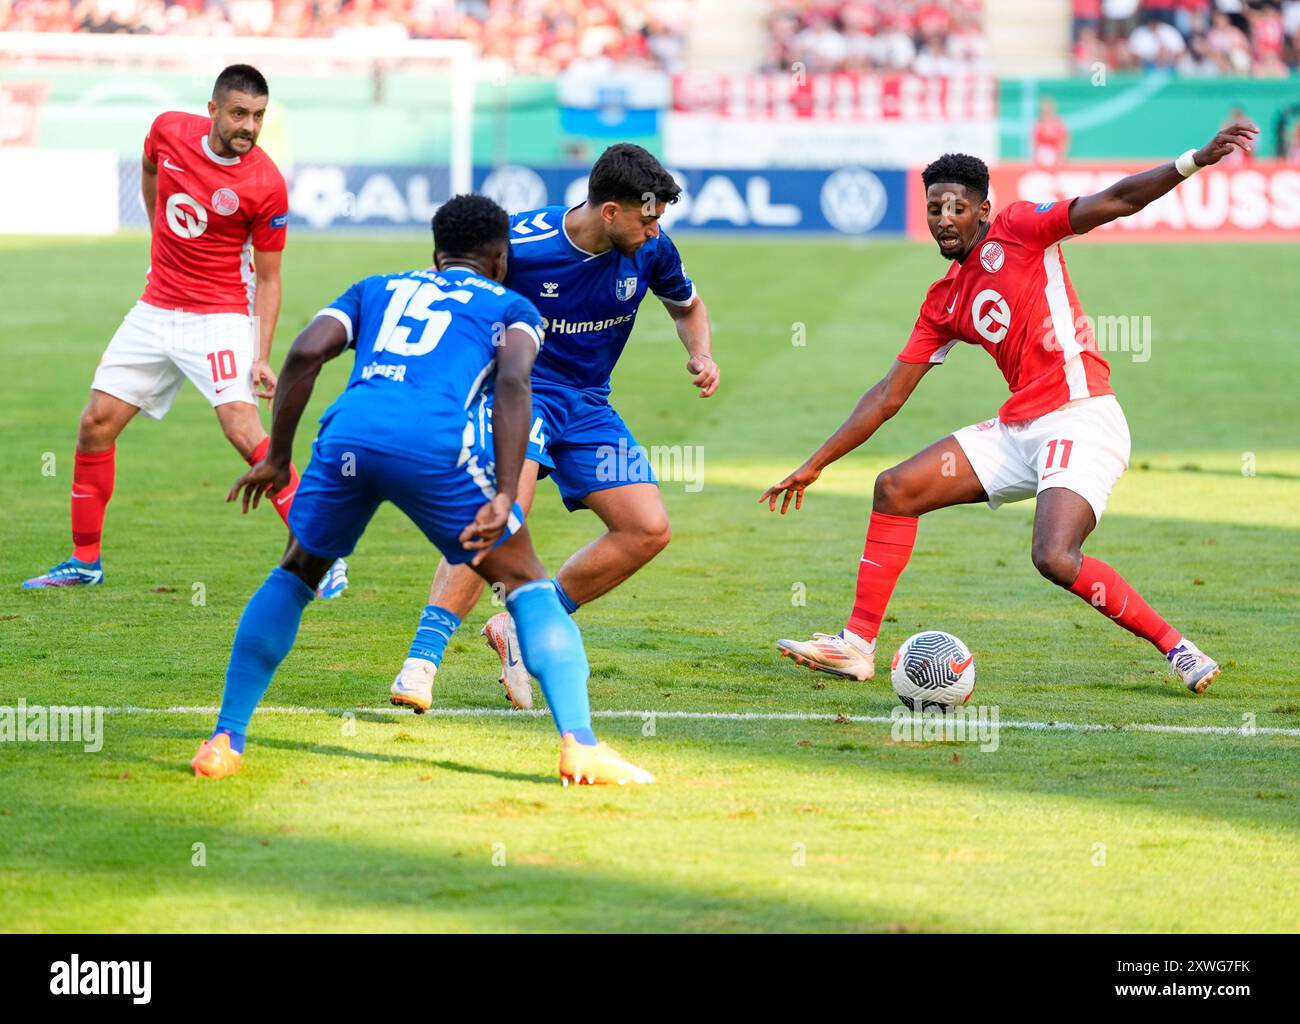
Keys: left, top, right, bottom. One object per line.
{"left": 192, "top": 733, "right": 242, "bottom": 779}
{"left": 558, "top": 733, "right": 656, "bottom": 786}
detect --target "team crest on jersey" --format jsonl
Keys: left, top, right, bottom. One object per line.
{"left": 211, "top": 188, "right": 240, "bottom": 216}
{"left": 541, "top": 281, "right": 559, "bottom": 298}
{"left": 979, "top": 241, "right": 1005, "bottom": 273}
{"left": 615, "top": 276, "right": 638, "bottom": 301}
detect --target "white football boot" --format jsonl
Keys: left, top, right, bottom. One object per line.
{"left": 776, "top": 629, "right": 876, "bottom": 681}
{"left": 481, "top": 611, "right": 533, "bottom": 709}
{"left": 390, "top": 657, "right": 435, "bottom": 713}
{"left": 1167, "top": 638, "right": 1220, "bottom": 694}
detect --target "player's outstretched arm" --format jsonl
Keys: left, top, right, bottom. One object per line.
{"left": 665, "top": 296, "right": 718, "bottom": 398}
{"left": 459, "top": 326, "right": 537, "bottom": 563}
{"left": 228, "top": 315, "right": 348, "bottom": 513}
{"left": 759, "top": 359, "right": 933, "bottom": 514}
{"left": 1068, "top": 120, "right": 1259, "bottom": 236}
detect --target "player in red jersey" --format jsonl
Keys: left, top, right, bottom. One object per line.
{"left": 761, "top": 120, "right": 1259, "bottom": 694}
{"left": 23, "top": 65, "right": 346, "bottom": 596}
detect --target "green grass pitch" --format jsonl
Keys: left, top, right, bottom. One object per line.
{"left": 1, "top": 232, "right": 1297, "bottom": 932}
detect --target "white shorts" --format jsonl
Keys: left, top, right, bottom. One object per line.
{"left": 953, "top": 394, "right": 1131, "bottom": 525}
{"left": 91, "top": 301, "right": 256, "bottom": 420}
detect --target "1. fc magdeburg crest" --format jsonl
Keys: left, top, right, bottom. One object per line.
{"left": 615, "top": 276, "right": 638, "bottom": 301}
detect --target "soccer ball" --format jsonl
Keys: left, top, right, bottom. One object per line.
{"left": 890, "top": 631, "right": 976, "bottom": 712}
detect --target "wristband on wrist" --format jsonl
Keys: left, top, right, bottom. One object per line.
{"left": 1175, "top": 148, "right": 1201, "bottom": 177}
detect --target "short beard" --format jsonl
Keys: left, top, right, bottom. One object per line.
{"left": 221, "top": 129, "right": 254, "bottom": 153}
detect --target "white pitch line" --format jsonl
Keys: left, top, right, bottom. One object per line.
{"left": 96, "top": 706, "right": 1300, "bottom": 737}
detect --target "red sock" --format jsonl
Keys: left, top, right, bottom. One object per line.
{"left": 1068, "top": 555, "right": 1181, "bottom": 654}
{"left": 71, "top": 446, "right": 116, "bottom": 562}
{"left": 845, "top": 511, "right": 918, "bottom": 642}
{"left": 247, "top": 437, "right": 301, "bottom": 527}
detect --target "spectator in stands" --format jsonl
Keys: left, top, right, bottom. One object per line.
{"left": 1075, "top": 0, "right": 1297, "bottom": 75}
{"left": 1205, "top": 8, "right": 1253, "bottom": 72}
{"left": 0, "top": 0, "right": 690, "bottom": 73}
{"left": 1128, "top": 12, "right": 1188, "bottom": 67}
{"left": 765, "top": 0, "right": 987, "bottom": 75}
{"left": 1102, "top": 0, "right": 1142, "bottom": 41}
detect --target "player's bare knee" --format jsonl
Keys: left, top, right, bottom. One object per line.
{"left": 77, "top": 403, "right": 120, "bottom": 451}
{"left": 873, "top": 468, "right": 909, "bottom": 515}
{"left": 640, "top": 516, "right": 671, "bottom": 561}
{"left": 1031, "top": 543, "right": 1081, "bottom": 587}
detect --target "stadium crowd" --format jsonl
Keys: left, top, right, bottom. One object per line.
{"left": 0, "top": 0, "right": 691, "bottom": 72}
{"left": 764, "top": 1, "right": 988, "bottom": 74}
{"left": 1072, "top": 0, "right": 1300, "bottom": 75}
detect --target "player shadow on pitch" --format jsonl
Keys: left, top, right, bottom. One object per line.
{"left": 219, "top": 734, "right": 556, "bottom": 785}
{"left": 122, "top": 721, "right": 556, "bottom": 785}
{"left": 14, "top": 789, "right": 901, "bottom": 932}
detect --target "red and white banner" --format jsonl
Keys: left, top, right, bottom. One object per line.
{"left": 666, "top": 73, "right": 997, "bottom": 170}
{"left": 911, "top": 163, "right": 1300, "bottom": 241}
{"left": 672, "top": 73, "right": 996, "bottom": 121}
{"left": 0, "top": 81, "right": 49, "bottom": 147}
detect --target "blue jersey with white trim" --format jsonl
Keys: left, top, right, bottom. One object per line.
{"left": 314, "top": 266, "right": 543, "bottom": 464}
{"left": 507, "top": 204, "right": 695, "bottom": 393}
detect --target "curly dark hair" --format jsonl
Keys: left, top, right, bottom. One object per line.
{"left": 921, "top": 153, "right": 990, "bottom": 200}
{"left": 213, "top": 64, "right": 269, "bottom": 101}
{"left": 431, "top": 193, "right": 510, "bottom": 259}
{"left": 588, "top": 143, "right": 681, "bottom": 207}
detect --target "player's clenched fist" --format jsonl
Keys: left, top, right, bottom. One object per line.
{"left": 688, "top": 354, "right": 719, "bottom": 398}
{"left": 759, "top": 462, "right": 821, "bottom": 515}
{"left": 1194, "top": 120, "right": 1259, "bottom": 168}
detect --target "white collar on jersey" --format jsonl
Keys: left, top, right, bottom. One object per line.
{"left": 562, "top": 203, "right": 610, "bottom": 262}
{"left": 202, "top": 134, "right": 241, "bottom": 167}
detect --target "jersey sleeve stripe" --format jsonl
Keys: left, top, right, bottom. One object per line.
{"left": 657, "top": 282, "right": 697, "bottom": 307}
{"left": 929, "top": 339, "right": 959, "bottom": 364}
{"left": 507, "top": 320, "right": 543, "bottom": 351}
{"left": 316, "top": 307, "right": 354, "bottom": 343}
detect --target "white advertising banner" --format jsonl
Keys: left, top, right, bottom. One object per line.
{"left": 664, "top": 112, "right": 997, "bottom": 169}
{"left": 0, "top": 149, "right": 119, "bottom": 234}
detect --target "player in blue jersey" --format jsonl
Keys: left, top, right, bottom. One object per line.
{"left": 190, "top": 194, "right": 655, "bottom": 786}
{"left": 390, "top": 145, "right": 718, "bottom": 712}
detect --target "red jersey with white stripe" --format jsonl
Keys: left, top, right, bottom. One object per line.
{"left": 897, "top": 199, "right": 1112, "bottom": 423}
{"left": 140, "top": 111, "right": 288, "bottom": 315}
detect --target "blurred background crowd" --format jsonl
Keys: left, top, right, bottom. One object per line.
{"left": 1072, "top": 0, "right": 1300, "bottom": 75}
{"left": 0, "top": 0, "right": 691, "bottom": 72}
{"left": 2, "top": 0, "right": 1298, "bottom": 77}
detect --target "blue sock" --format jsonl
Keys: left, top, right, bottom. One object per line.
{"left": 407, "top": 604, "right": 461, "bottom": 666}
{"left": 552, "top": 576, "right": 580, "bottom": 616}
{"left": 214, "top": 566, "right": 315, "bottom": 741}
{"left": 507, "top": 580, "right": 595, "bottom": 744}
{"left": 209, "top": 725, "right": 246, "bottom": 755}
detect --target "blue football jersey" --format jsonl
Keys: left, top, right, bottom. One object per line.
{"left": 314, "top": 266, "right": 543, "bottom": 463}
{"left": 506, "top": 205, "right": 695, "bottom": 393}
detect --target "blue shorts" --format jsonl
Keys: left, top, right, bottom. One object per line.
{"left": 289, "top": 439, "right": 524, "bottom": 565}
{"left": 514, "top": 381, "right": 658, "bottom": 512}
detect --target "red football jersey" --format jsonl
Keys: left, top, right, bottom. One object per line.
{"left": 897, "top": 199, "right": 1112, "bottom": 423}
{"left": 141, "top": 111, "right": 288, "bottom": 315}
